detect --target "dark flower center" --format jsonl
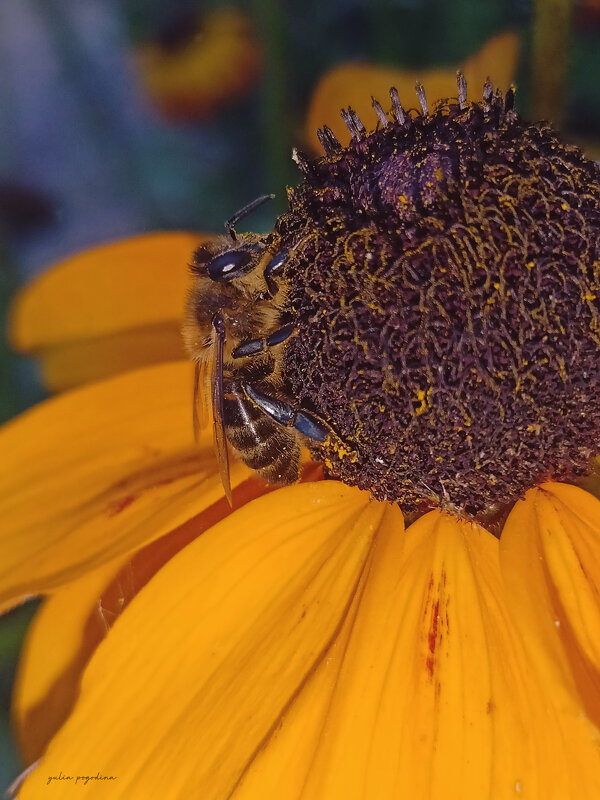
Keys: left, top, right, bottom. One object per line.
{"left": 278, "top": 93, "right": 600, "bottom": 523}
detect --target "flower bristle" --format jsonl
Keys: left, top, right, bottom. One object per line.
{"left": 277, "top": 78, "right": 600, "bottom": 521}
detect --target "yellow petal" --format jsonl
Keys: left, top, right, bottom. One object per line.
{"left": 11, "top": 232, "right": 201, "bottom": 350}
{"left": 242, "top": 510, "right": 600, "bottom": 799}
{"left": 12, "top": 557, "right": 126, "bottom": 764}
{"left": 13, "top": 473, "right": 272, "bottom": 763}
{"left": 234, "top": 503, "right": 403, "bottom": 799}
{"left": 19, "top": 482, "right": 379, "bottom": 799}
{"left": 500, "top": 483, "right": 600, "bottom": 709}
{"left": 33, "top": 323, "right": 185, "bottom": 393}
{"left": 0, "top": 360, "right": 252, "bottom": 613}
{"left": 305, "top": 31, "right": 520, "bottom": 151}
{"left": 10, "top": 232, "right": 205, "bottom": 389}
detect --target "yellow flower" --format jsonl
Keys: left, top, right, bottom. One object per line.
{"left": 9, "top": 232, "right": 200, "bottom": 392}
{"left": 305, "top": 31, "right": 520, "bottom": 151}
{"left": 3, "top": 231, "right": 600, "bottom": 798}
{"left": 133, "top": 8, "right": 262, "bottom": 121}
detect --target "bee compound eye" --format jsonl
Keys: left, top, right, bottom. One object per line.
{"left": 206, "top": 250, "right": 253, "bottom": 282}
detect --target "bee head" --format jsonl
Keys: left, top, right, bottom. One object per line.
{"left": 184, "top": 233, "right": 273, "bottom": 356}
{"left": 191, "top": 233, "right": 266, "bottom": 283}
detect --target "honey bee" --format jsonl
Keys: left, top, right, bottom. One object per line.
{"left": 182, "top": 194, "right": 332, "bottom": 502}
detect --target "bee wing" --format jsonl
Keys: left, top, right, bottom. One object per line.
{"left": 211, "top": 313, "right": 233, "bottom": 506}
{"left": 192, "top": 357, "right": 211, "bottom": 441}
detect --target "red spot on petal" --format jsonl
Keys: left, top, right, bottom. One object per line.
{"left": 152, "top": 476, "right": 177, "bottom": 489}
{"left": 426, "top": 655, "right": 434, "bottom": 678}
{"left": 428, "top": 599, "right": 440, "bottom": 654}
{"left": 107, "top": 495, "right": 137, "bottom": 516}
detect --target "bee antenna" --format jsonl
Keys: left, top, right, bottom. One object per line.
{"left": 225, "top": 193, "right": 275, "bottom": 241}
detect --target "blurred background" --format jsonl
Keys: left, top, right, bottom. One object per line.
{"left": 0, "top": 0, "right": 598, "bottom": 785}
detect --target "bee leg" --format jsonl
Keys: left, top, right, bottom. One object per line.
{"left": 243, "top": 382, "right": 330, "bottom": 443}
{"left": 232, "top": 323, "right": 296, "bottom": 359}
{"left": 263, "top": 249, "right": 288, "bottom": 296}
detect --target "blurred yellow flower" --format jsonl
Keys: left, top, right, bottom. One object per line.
{"left": 134, "top": 8, "right": 262, "bottom": 121}
{"left": 2, "top": 233, "right": 600, "bottom": 798}
{"left": 305, "top": 31, "right": 520, "bottom": 151}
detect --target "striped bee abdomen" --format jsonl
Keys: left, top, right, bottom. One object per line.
{"left": 223, "top": 388, "right": 301, "bottom": 484}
